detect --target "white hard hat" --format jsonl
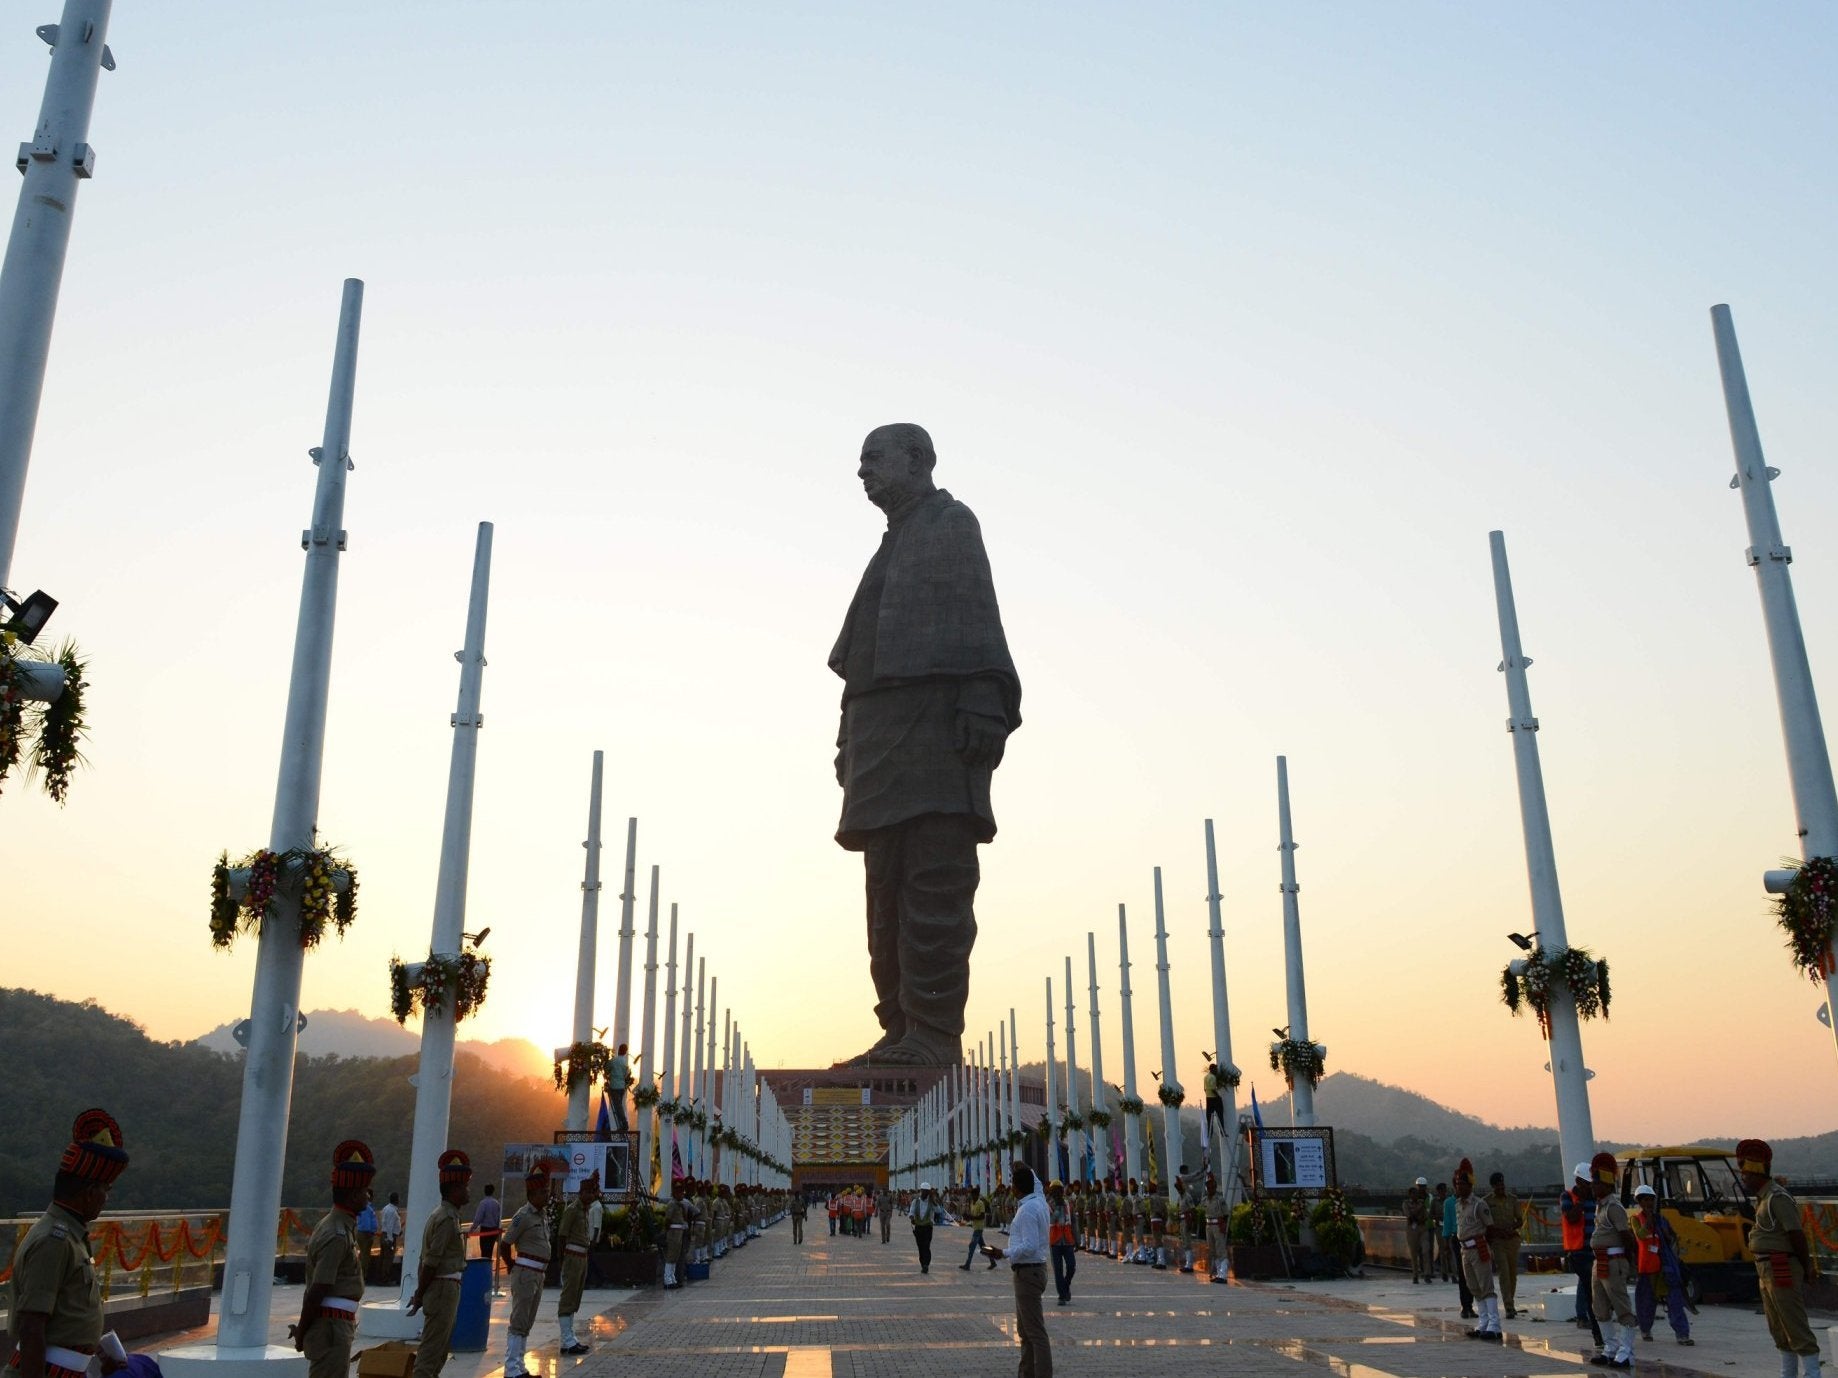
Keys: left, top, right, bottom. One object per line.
{"left": 920, "top": 1181, "right": 932, "bottom": 1191}
{"left": 1414, "top": 1177, "right": 1428, "bottom": 1187}
{"left": 1573, "top": 1162, "right": 1593, "bottom": 1182}
{"left": 1634, "top": 1184, "right": 1656, "bottom": 1198}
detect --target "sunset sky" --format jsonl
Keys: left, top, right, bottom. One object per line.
{"left": 4, "top": 3, "right": 1838, "bottom": 1144}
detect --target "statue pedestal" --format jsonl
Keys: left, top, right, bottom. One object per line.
{"left": 159, "top": 1345, "right": 306, "bottom": 1378}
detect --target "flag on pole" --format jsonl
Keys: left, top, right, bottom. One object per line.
{"left": 1199, "top": 1107, "right": 1211, "bottom": 1157}
{"left": 671, "top": 1138, "right": 686, "bottom": 1183}
{"left": 1250, "top": 1086, "right": 1265, "bottom": 1130}
{"left": 595, "top": 1092, "right": 613, "bottom": 1142}
{"left": 1146, "top": 1126, "right": 1158, "bottom": 1186}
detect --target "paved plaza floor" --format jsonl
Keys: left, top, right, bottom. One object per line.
{"left": 159, "top": 1223, "right": 1814, "bottom": 1378}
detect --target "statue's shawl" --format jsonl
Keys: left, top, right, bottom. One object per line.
{"left": 829, "top": 488, "right": 1022, "bottom": 730}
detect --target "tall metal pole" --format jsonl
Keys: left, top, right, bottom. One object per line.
{"left": 612, "top": 820, "right": 638, "bottom": 1048}
{"left": 384, "top": 522, "right": 494, "bottom": 1326}
{"left": 1489, "top": 532, "right": 1596, "bottom": 1173}
{"left": 1064, "top": 956, "right": 1084, "bottom": 1182}
{"left": 638, "top": 867, "right": 661, "bottom": 1193}
{"left": 0, "top": 0, "right": 115, "bottom": 589}
{"left": 1085, "top": 933, "right": 1108, "bottom": 1185}
{"left": 997, "top": 1021, "right": 1011, "bottom": 1182}
{"left": 1275, "top": 759, "right": 1318, "bottom": 1128}
{"left": 677, "top": 935, "right": 695, "bottom": 1175}
{"left": 1712, "top": 305, "right": 1838, "bottom": 1063}
{"left": 1152, "top": 867, "right": 1183, "bottom": 1201}
{"left": 213, "top": 279, "right": 363, "bottom": 1361}
{"left": 1007, "top": 1008, "right": 1020, "bottom": 1177}
{"left": 1116, "top": 905, "right": 1142, "bottom": 1186}
{"left": 1043, "top": 977, "right": 1059, "bottom": 1180}
{"left": 565, "top": 752, "right": 604, "bottom": 1133}
{"left": 659, "top": 905, "right": 679, "bottom": 1201}
{"left": 699, "top": 971, "right": 714, "bottom": 1176}
{"left": 1203, "top": 820, "right": 1239, "bottom": 1197}
{"left": 690, "top": 960, "right": 706, "bottom": 1178}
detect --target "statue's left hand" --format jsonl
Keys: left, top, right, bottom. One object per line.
{"left": 955, "top": 712, "right": 1007, "bottom": 769}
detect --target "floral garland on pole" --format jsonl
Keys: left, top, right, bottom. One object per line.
{"left": 1063, "top": 1109, "right": 1084, "bottom": 1133}
{"left": 0, "top": 639, "right": 89, "bottom": 804}
{"left": 1218, "top": 1066, "right": 1242, "bottom": 1090}
{"left": 553, "top": 1040, "right": 611, "bottom": 1094}
{"left": 1268, "top": 1038, "right": 1326, "bottom": 1091}
{"left": 632, "top": 1079, "right": 662, "bottom": 1110}
{"left": 1087, "top": 1108, "right": 1113, "bottom": 1130}
{"left": 388, "top": 952, "right": 491, "bottom": 1024}
{"left": 209, "top": 846, "right": 359, "bottom": 951}
{"left": 1156, "top": 1083, "right": 1185, "bottom": 1109}
{"left": 1773, "top": 857, "right": 1838, "bottom": 979}
{"left": 1500, "top": 945, "right": 1611, "bottom": 1037}
{"left": 1116, "top": 1093, "right": 1145, "bottom": 1117}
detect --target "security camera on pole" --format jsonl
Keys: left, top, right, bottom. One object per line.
{"left": 1712, "top": 306, "right": 1838, "bottom": 1068}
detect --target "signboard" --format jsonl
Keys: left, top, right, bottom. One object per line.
{"left": 1247, "top": 1126, "right": 1336, "bottom": 1193}
{"left": 806, "top": 1087, "right": 872, "bottom": 1107}
{"left": 503, "top": 1138, "right": 636, "bottom": 1199}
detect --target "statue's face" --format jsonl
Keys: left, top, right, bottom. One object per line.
{"left": 857, "top": 434, "right": 928, "bottom": 511}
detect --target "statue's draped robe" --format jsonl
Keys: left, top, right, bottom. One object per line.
{"left": 831, "top": 488, "right": 1021, "bottom": 849}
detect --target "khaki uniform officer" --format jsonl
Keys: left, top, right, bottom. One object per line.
{"left": 1206, "top": 1178, "right": 1230, "bottom": 1283}
{"left": 408, "top": 1150, "right": 472, "bottom": 1378}
{"left": 295, "top": 1141, "right": 375, "bottom": 1378}
{"left": 664, "top": 1194, "right": 690, "bottom": 1288}
{"left": 1453, "top": 1159, "right": 1502, "bottom": 1342}
{"left": 1739, "top": 1138, "right": 1822, "bottom": 1378}
{"left": 555, "top": 1172, "right": 598, "bottom": 1355}
{"left": 1486, "top": 1172, "right": 1523, "bottom": 1318}
{"left": 6, "top": 1110, "right": 130, "bottom": 1378}
{"left": 1589, "top": 1150, "right": 1637, "bottom": 1368}
{"left": 498, "top": 1164, "right": 552, "bottom": 1378}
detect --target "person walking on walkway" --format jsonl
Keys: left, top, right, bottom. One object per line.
{"left": 295, "top": 1141, "right": 374, "bottom": 1378}
{"left": 1047, "top": 1182, "right": 1077, "bottom": 1305}
{"left": 1486, "top": 1171, "right": 1522, "bottom": 1318}
{"left": 1739, "top": 1138, "right": 1822, "bottom": 1378}
{"left": 1404, "top": 1178, "right": 1432, "bottom": 1283}
{"left": 498, "top": 1164, "right": 552, "bottom": 1378}
{"left": 1562, "top": 1163, "right": 1603, "bottom": 1347}
{"left": 1441, "top": 1181, "right": 1473, "bottom": 1318}
{"left": 378, "top": 1192, "right": 402, "bottom": 1283}
{"left": 790, "top": 1191, "right": 806, "bottom": 1245}
{"left": 987, "top": 1163, "right": 1051, "bottom": 1378}
{"left": 1631, "top": 1184, "right": 1693, "bottom": 1346}
{"left": 959, "top": 1185, "right": 993, "bottom": 1270}
{"left": 555, "top": 1172, "right": 598, "bottom": 1355}
{"left": 879, "top": 1187, "right": 895, "bottom": 1243}
{"left": 6, "top": 1110, "right": 130, "bottom": 1378}
{"left": 472, "top": 1184, "right": 503, "bottom": 1296}
{"left": 910, "top": 1182, "right": 939, "bottom": 1273}
{"left": 1430, "top": 1182, "right": 1452, "bottom": 1281}
{"left": 1588, "top": 1151, "right": 1637, "bottom": 1369}
{"left": 407, "top": 1150, "right": 471, "bottom": 1378}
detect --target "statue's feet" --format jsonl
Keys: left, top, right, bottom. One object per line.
{"left": 863, "top": 1032, "right": 961, "bottom": 1066}
{"left": 834, "top": 1030, "right": 904, "bottom": 1068}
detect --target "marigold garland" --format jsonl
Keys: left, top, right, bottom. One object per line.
{"left": 0, "top": 638, "right": 89, "bottom": 804}
{"left": 1269, "top": 1038, "right": 1326, "bottom": 1091}
{"left": 209, "top": 846, "right": 359, "bottom": 952}
{"left": 1500, "top": 944, "right": 1611, "bottom": 1036}
{"left": 632, "top": 1081, "right": 661, "bottom": 1110}
{"left": 388, "top": 951, "right": 491, "bottom": 1024}
{"left": 553, "top": 1039, "right": 611, "bottom": 1094}
{"left": 1116, "top": 1093, "right": 1146, "bottom": 1116}
{"left": 1157, "top": 1083, "right": 1186, "bottom": 1109}
{"left": 1773, "top": 857, "right": 1838, "bottom": 979}
{"left": 1087, "top": 1109, "right": 1113, "bottom": 1130}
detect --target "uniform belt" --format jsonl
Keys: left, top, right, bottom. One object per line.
{"left": 436, "top": 1272, "right": 464, "bottom": 1282}
{"left": 11, "top": 1347, "right": 94, "bottom": 1377}
{"left": 320, "top": 1297, "right": 358, "bottom": 1315}
{"left": 1461, "top": 1239, "right": 1479, "bottom": 1249}
{"left": 564, "top": 1244, "right": 589, "bottom": 1256}
{"left": 667, "top": 1224, "right": 687, "bottom": 1230}
{"left": 513, "top": 1255, "right": 548, "bottom": 1270}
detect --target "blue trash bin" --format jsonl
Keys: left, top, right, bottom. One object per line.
{"left": 451, "top": 1257, "right": 492, "bottom": 1352}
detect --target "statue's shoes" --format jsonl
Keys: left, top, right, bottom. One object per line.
{"left": 834, "top": 1032, "right": 907, "bottom": 1067}
{"left": 864, "top": 1032, "right": 963, "bottom": 1066}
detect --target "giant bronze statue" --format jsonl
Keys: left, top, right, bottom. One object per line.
{"left": 831, "top": 423, "right": 1021, "bottom": 1067}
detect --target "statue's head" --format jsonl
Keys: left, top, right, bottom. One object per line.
{"left": 857, "top": 423, "right": 937, "bottom": 512}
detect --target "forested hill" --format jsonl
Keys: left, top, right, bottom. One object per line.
{"left": 0, "top": 988, "right": 565, "bottom": 1213}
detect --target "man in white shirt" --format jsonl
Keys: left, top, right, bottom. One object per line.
{"left": 986, "top": 1164, "right": 1051, "bottom": 1378}
{"left": 909, "top": 1183, "right": 938, "bottom": 1274}
{"left": 379, "top": 1194, "right": 402, "bottom": 1279}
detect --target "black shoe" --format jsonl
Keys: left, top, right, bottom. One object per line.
{"left": 1587, "top": 1354, "right": 1611, "bottom": 1367}
{"left": 1677, "top": 1337, "right": 1694, "bottom": 1345}
{"left": 1506, "top": 1308, "right": 1518, "bottom": 1319}
{"left": 1465, "top": 1330, "right": 1487, "bottom": 1341}
{"left": 1460, "top": 1309, "right": 1477, "bottom": 1320}
{"left": 560, "top": 1344, "right": 591, "bottom": 1356}
{"left": 1640, "top": 1333, "right": 1652, "bottom": 1342}
{"left": 987, "top": 1261, "right": 997, "bottom": 1270}
{"left": 958, "top": 1263, "right": 971, "bottom": 1271}
{"left": 1608, "top": 1359, "right": 1631, "bottom": 1370}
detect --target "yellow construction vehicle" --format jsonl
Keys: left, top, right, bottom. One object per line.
{"left": 1617, "top": 1146, "right": 1756, "bottom": 1302}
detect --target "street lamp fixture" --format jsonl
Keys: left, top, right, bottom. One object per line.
{"left": 1, "top": 587, "right": 57, "bottom": 645}
{"left": 1507, "top": 931, "right": 1538, "bottom": 952}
